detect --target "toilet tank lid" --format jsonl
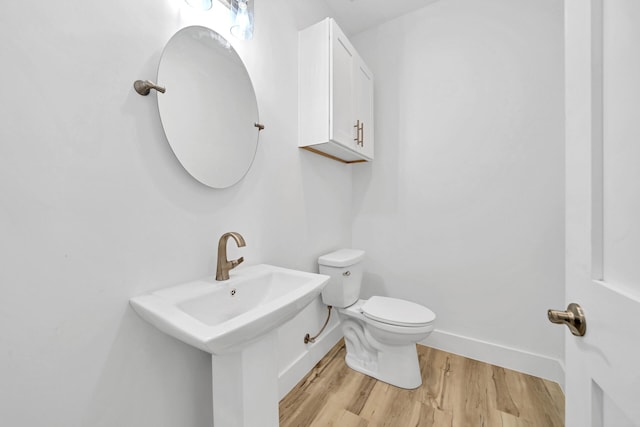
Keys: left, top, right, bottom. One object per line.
{"left": 318, "top": 249, "right": 365, "bottom": 267}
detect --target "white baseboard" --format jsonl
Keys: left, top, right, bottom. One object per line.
{"left": 277, "top": 326, "right": 566, "bottom": 399}
{"left": 277, "top": 323, "right": 343, "bottom": 399}
{"left": 421, "top": 329, "right": 565, "bottom": 389}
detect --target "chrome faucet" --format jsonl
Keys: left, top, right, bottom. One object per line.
{"left": 216, "top": 232, "right": 246, "bottom": 281}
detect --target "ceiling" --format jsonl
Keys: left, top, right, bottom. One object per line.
{"left": 323, "top": 0, "right": 441, "bottom": 35}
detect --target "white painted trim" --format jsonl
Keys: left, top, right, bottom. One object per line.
{"left": 277, "top": 325, "right": 566, "bottom": 400}
{"left": 277, "top": 322, "right": 343, "bottom": 399}
{"left": 422, "top": 329, "right": 565, "bottom": 390}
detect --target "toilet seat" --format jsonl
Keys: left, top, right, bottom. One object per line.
{"left": 361, "top": 296, "right": 435, "bottom": 327}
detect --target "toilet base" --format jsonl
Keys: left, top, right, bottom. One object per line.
{"left": 344, "top": 345, "right": 422, "bottom": 389}
{"left": 341, "top": 317, "right": 423, "bottom": 389}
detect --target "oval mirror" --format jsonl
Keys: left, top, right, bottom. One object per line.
{"left": 157, "top": 26, "right": 260, "bottom": 188}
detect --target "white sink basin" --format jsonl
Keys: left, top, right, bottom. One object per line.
{"left": 130, "top": 264, "right": 329, "bottom": 354}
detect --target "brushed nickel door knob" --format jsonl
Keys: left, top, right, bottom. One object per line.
{"left": 548, "top": 303, "right": 586, "bottom": 336}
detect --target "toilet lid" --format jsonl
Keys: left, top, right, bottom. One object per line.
{"left": 361, "top": 296, "right": 435, "bottom": 327}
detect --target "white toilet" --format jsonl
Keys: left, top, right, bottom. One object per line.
{"left": 318, "top": 249, "right": 436, "bottom": 389}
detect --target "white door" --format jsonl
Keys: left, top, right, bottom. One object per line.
{"left": 564, "top": 0, "right": 640, "bottom": 426}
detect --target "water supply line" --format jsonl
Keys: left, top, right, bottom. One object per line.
{"left": 304, "top": 306, "right": 332, "bottom": 344}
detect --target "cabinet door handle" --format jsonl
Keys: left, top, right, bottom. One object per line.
{"left": 359, "top": 122, "right": 364, "bottom": 146}
{"left": 354, "top": 120, "right": 360, "bottom": 143}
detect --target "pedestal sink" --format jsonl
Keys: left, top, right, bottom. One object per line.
{"left": 130, "top": 264, "right": 329, "bottom": 427}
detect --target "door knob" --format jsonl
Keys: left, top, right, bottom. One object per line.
{"left": 548, "top": 303, "right": 586, "bottom": 336}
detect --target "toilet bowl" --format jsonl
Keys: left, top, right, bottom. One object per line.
{"left": 318, "top": 249, "right": 436, "bottom": 389}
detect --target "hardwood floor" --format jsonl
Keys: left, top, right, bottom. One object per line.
{"left": 279, "top": 341, "right": 564, "bottom": 426}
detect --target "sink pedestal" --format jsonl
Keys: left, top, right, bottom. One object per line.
{"left": 211, "top": 330, "right": 279, "bottom": 427}
{"left": 130, "top": 264, "right": 329, "bottom": 426}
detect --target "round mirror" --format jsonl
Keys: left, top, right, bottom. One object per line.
{"left": 157, "top": 26, "right": 260, "bottom": 188}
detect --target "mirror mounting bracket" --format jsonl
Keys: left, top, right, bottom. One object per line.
{"left": 134, "top": 80, "right": 166, "bottom": 96}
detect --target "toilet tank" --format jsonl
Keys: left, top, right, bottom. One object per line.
{"left": 317, "top": 249, "right": 365, "bottom": 308}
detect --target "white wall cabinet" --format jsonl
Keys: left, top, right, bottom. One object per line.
{"left": 299, "top": 18, "right": 374, "bottom": 163}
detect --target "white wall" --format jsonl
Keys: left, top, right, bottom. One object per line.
{"left": 351, "top": 0, "right": 566, "bottom": 382}
{"left": 0, "top": 1, "right": 345, "bottom": 425}
{"left": 0, "top": 0, "right": 570, "bottom": 423}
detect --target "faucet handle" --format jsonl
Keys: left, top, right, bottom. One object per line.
{"left": 231, "top": 257, "right": 244, "bottom": 268}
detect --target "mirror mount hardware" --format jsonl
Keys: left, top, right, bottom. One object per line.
{"left": 134, "top": 80, "right": 166, "bottom": 96}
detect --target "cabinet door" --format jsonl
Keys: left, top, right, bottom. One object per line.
{"left": 355, "top": 60, "right": 374, "bottom": 159}
{"left": 330, "top": 25, "right": 358, "bottom": 151}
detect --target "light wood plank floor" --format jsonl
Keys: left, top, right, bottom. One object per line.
{"left": 280, "top": 340, "right": 564, "bottom": 427}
